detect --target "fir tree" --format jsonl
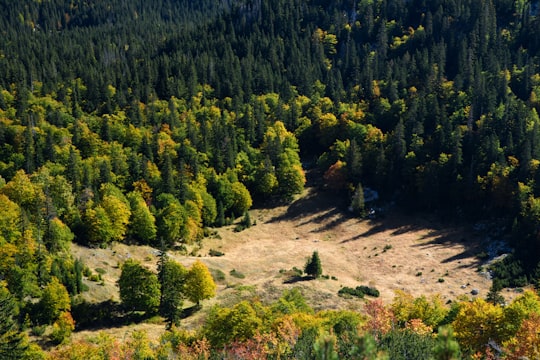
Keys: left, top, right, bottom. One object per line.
{"left": 304, "top": 251, "right": 323, "bottom": 278}
{"left": 0, "top": 286, "right": 28, "bottom": 358}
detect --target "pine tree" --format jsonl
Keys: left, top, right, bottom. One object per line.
{"left": 432, "top": 326, "right": 461, "bottom": 360}
{"left": 304, "top": 251, "right": 323, "bottom": 278}
{"left": 158, "top": 252, "right": 187, "bottom": 328}
{"left": 0, "top": 286, "right": 28, "bottom": 358}
{"left": 350, "top": 183, "right": 366, "bottom": 216}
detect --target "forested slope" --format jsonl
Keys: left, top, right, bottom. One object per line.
{"left": 2, "top": 0, "right": 540, "bottom": 357}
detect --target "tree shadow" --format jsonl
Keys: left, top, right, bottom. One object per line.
{"left": 339, "top": 213, "right": 427, "bottom": 244}
{"left": 267, "top": 186, "right": 357, "bottom": 233}
{"left": 283, "top": 275, "right": 315, "bottom": 284}
{"left": 72, "top": 300, "right": 156, "bottom": 331}
{"left": 180, "top": 304, "right": 200, "bottom": 319}
{"left": 408, "top": 228, "right": 488, "bottom": 269}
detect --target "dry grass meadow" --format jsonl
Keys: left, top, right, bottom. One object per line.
{"left": 70, "top": 183, "right": 499, "bottom": 342}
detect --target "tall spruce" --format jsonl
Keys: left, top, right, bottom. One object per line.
{"left": 304, "top": 251, "right": 323, "bottom": 278}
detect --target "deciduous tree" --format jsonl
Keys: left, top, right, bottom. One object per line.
{"left": 118, "top": 259, "right": 160, "bottom": 314}
{"left": 38, "top": 277, "right": 71, "bottom": 325}
{"left": 184, "top": 260, "right": 216, "bottom": 307}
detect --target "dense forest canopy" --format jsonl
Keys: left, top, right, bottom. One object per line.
{"left": 3, "top": 0, "right": 540, "bottom": 357}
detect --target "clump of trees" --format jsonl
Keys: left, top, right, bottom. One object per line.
{"left": 118, "top": 256, "right": 216, "bottom": 327}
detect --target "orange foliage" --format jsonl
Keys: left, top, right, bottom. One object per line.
{"left": 363, "top": 299, "right": 395, "bottom": 339}
{"left": 323, "top": 160, "right": 348, "bottom": 191}
{"left": 504, "top": 313, "right": 540, "bottom": 360}
{"left": 405, "top": 318, "right": 433, "bottom": 336}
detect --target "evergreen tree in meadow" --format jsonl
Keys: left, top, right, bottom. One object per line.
{"left": 304, "top": 251, "right": 323, "bottom": 278}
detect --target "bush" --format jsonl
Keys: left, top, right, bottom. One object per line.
{"left": 31, "top": 325, "right": 47, "bottom": 336}
{"left": 210, "top": 268, "right": 226, "bottom": 282}
{"left": 88, "top": 274, "right": 101, "bottom": 282}
{"left": 209, "top": 249, "right": 225, "bottom": 257}
{"left": 338, "top": 285, "right": 380, "bottom": 298}
{"left": 50, "top": 312, "right": 75, "bottom": 344}
{"left": 229, "top": 269, "right": 245, "bottom": 279}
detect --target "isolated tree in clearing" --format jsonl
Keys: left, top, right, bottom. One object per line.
{"left": 184, "top": 260, "right": 216, "bottom": 307}
{"left": 118, "top": 259, "right": 160, "bottom": 314}
{"left": 304, "top": 251, "right": 323, "bottom": 278}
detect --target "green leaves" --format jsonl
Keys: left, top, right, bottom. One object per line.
{"left": 118, "top": 259, "right": 160, "bottom": 314}
{"left": 38, "top": 277, "right": 71, "bottom": 325}
{"left": 304, "top": 251, "right": 323, "bottom": 278}
{"left": 158, "top": 256, "right": 187, "bottom": 327}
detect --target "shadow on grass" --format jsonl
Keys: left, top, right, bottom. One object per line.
{"left": 267, "top": 186, "right": 358, "bottom": 234}
{"left": 73, "top": 300, "right": 205, "bottom": 331}
{"left": 72, "top": 300, "right": 157, "bottom": 330}
{"left": 180, "top": 304, "right": 200, "bottom": 319}
{"left": 283, "top": 275, "right": 315, "bottom": 284}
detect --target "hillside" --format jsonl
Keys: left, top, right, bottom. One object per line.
{"left": 3, "top": 0, "right": 540, "bottom": 358}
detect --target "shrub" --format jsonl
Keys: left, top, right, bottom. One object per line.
{"left": 229, "top": 269, "right": 245, "bottom": 279}
{"left": 209, "top": 249, "right": 225, "bottom": 257}
{"left": 338, "top": 285, "right": 380, "bottom": 298}
{"left": 50, "top": 312, "right": 75, "bottom": 344}
{"left": 210, "top": 268, "right": 226, "bottom": 282}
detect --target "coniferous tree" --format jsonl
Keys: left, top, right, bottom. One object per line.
{"left": 350, "top": 183, "right": 366, "bottom": 216}
{"left": 157, "top": 252, "right": 187, "bottom": 328}
{"left": 0, "top": 286, "right": 28, "bottom": 359}
{"left": 304, "top": 251, "right": 323, "bottom": 278}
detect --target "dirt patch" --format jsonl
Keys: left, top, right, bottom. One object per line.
{"left": 71, "top": 185, "right": 493, "bottom": 340}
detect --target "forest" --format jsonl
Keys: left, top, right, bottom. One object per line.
{"left": 3, "top": 0, "right": 540, "bottom": 358}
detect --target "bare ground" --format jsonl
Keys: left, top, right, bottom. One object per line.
{"left": 70, "top": 185, "right": 495, "bottom": 342}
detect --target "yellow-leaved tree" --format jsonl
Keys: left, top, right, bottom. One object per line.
{"left": 184, "top": 260, "right": 216, "bottom": 307}
{"left": 452, "top": 298, "right": 504, "bottom": 352}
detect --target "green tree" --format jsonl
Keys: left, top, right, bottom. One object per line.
{"left": 200, "top": 190, "right": 217, "bottom": 226}
{"left": 118, "top": 259, "right": 160, "bottom": 314}
{"left": 304, "top": 251, "right": 323, "bottom": 278}
{"left": 0, "top": 284, "right": 28, "bottom": 359}
{"left": 202, "top": 301, "right": 263, "bottom": 348}
{"left": 158, "top": 254, "right": 187, "bottom": 328}
{"left": 38, "top": 277, "right": 71, "bottom": 325}
{"left": 230, "top": 181, "right": 252, "bottom": 217}
{"left": 156, "top": 194, "right": 186, "bottom": 247}
{"left": 50, "top": 312, "right": 75, "bottom": 345}
{"left": 314, "top": 333, "right": 339, "bottom": 360}
{"left": 184, "top": 260, "right": 216, "bottom": 307}
{"left": 350, "top": 182, "right": 366, "bottom": 216}
{"left": 45, "top": 217, "right": 74, "bottom": 253}
{"left": 380, "top": 329, "right": 437, "bottom": 360}
{"left": 127, "top": 191, "right": 157, "bottom": 244}
{"left": 0, "top": 194, "right": 22, "bottom": 244}
{"left": 100, "top": 186, "right": 131, "bottom": 242}
{"left": 432, "top": 326, "right": 461, "bottom": 360}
